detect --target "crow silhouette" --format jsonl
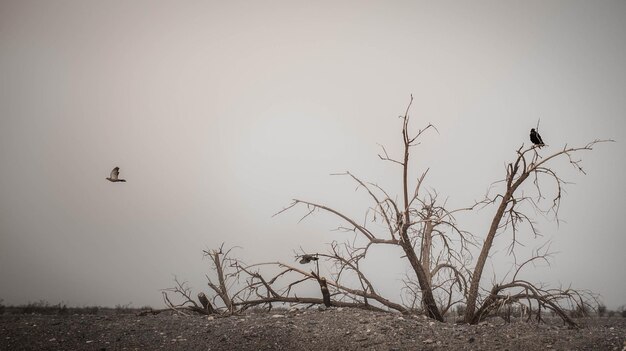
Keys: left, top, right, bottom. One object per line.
{"left": 530, "top": 128, "right": 545, "bottom": 147}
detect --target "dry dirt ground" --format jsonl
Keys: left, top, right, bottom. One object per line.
{"left": 1, "top": 308, "right": 625, "bottom": 350}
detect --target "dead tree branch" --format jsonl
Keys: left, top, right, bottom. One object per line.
{"left": 464, "top": 139, "right": 614, "bottom": 324}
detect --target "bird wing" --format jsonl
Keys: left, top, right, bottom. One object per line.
{"left": 110, "top": 167, "right": 120, "bottom": 179}
{"left": 537, "top": 132, "right": 544, "bottom": 144}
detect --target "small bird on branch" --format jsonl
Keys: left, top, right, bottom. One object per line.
{"left": 299, "top": 254, "right": 319, "bottom": 264}
{"left": 106, "top": 167, "right": 126, "bottom": 182}
{"left": 529, "top": 128, "right": 545, "bottom": 147}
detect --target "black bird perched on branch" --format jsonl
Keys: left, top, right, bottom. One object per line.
{"left": 529, "top": 128, "right": 545, "bottom": 147}
{"left": 106, "top": 167, "right": 126, "bottom": 182}
{"left": 299, "top": 254, "right": 319, "bottom": 264}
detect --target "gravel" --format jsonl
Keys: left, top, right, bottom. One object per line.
{"left": 1, "top": 308, "right": 624, "bottom": 350}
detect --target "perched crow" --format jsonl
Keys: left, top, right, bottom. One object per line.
{"left": 529, "top": 128, "right": 545, "bottom": 147}
{"left": 106, "top": 167, "right": 126, "bottom": 182}
{"left": 299, "top": 254, "right": 319, "bottom": 264}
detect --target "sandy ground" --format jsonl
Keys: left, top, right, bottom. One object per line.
{"left": 1, "top": 308, "right": 625, "bottom": 350}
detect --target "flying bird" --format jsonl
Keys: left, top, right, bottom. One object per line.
{"left": 299, "top": 254, "right": 319, "bottom": 264}
{"left": 529, "top": 128, "right": 545, "bottom": 147}
{"left": 106, "top": 167, "right": 126, "bottom": 182}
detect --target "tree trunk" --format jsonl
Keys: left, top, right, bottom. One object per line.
{"left": 197, "top": 292, "right": 216, "bottom": 314}
{"left": 464, "top": 174, "right": 528, "bottom": 323}
{"left": 400, "top": 226, "right": 443, "bottom": 321}
{"left": 420, "top": 220, "right": 433, "bottom": 286}
{"left": 400, "top": 119, "right": 442, "bottom": 321}
{"left": 319, "top": 278, "right": 331, "bottom": 307}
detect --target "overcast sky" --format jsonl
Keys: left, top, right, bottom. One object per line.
{"left": 1, "top": 0, "right": 625, "bottom": 310}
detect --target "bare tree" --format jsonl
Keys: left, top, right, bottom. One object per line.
{"left": 465, "top": 243, "right": 598, "bottom": 326}
{"left": 163, "top": 245, "right": 243, "bottom": 315}
{"left": 463, "top": 136, "right": 612, "bottom": 325}
{"left": 164, "top": 243, "right": 408, "bottom": 315}
{"left": 274, "top": 95, "right": 477, "bottom": 321}
{"left": 162, "top": 277, "right": 216, "bottom": 315}
{"left": 164, "top": 97, "right": 610, "bottom": 327}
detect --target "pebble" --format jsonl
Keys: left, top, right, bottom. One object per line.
{"left": 423, "top": 339, "right": 434, "bottom": 344}
{"left": 271, "top": 314, "right": 285, "bottom": 318}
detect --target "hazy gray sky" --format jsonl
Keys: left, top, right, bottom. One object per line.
{"left": 1, "top": 0, "right": 625, "bottom": 310}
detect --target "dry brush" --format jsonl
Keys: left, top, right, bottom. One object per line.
{"left": 165, "top": 97, "right": 611, "bottom": 327}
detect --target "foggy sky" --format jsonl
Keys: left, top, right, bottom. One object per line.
{"left": 1, "top": 0, "right": 625, "bottom": 310}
